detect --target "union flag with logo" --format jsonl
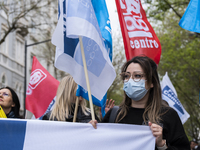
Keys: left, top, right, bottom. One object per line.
{"left": 26, "top": 56, "right": 59, "bottom": 118}
{"left": 115, "top": 0, "right": 161, "bottom": 64}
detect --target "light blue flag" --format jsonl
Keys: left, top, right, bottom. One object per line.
{"left": 52, "top": 0, "right": 116, "bottom": 100}
{"left": 76, "top": 0, "right": 112, "bottom": 117}
{"left": 92, "top": 0, "right": 112, "bottom": 61}
{"left": 179, "top": 0, "right": 200, "bottom": 33}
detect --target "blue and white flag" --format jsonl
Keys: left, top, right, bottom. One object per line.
{"left": 76, "top": 0, "right": 112, "bottom": 117}
{"left": 0, "top": 118, "right": 155, "bottom": 150}
{"left": 52, "top": 0, "right": 116, "bottom": 100}
{"left": 76, "top": 85, "right": 107, "bottom": 116}
{"left": 179, "top": 0, "right": 200, "bottom": 33}
{"left": 161, "top": 72, "right": 190, "bottom": 124}
{"left": 91, "top": 0, "right": 112, "bottom": 61}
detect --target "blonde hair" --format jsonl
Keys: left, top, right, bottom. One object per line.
{"left": 50, "top": 74, "right": 89, "bottom": 121}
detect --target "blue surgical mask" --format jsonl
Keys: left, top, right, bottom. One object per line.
{"left": 123, "top": 79, "right": 148, "bottom": 101}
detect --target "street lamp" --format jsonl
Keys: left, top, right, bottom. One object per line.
{"left": 23, "top": 39, "right": 51, "bottom": 118}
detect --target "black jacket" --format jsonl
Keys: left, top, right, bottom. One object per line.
{"left": 102, "top": 106, "right": 190, "bottom": 150}
{"left": 6, "top": 110, "right": 18, "bottom": 118}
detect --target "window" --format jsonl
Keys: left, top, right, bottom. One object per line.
{"left": 16, "top": 39, "right": 24, "bottom": 63}
{"left": 0, "top": 74, "right": 7, "bottom": 87}
{"left": 0, "top": 30, "right": 9, "bottom": 54}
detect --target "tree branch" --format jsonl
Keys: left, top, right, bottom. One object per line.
{"left": 163, "top": 0, "right": 182, "bottom": 18}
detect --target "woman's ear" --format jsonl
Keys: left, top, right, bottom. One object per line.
{"left": 150, "top": 83, "right": 154, "bottom": 88}
{"left": 11, "top": 102, "right": 15, "bottom": 107}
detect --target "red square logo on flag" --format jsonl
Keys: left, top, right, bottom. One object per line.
{"left": 29, "top": 69, "right": 47, "bottom": 89}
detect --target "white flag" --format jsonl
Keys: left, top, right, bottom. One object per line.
{"left": 161, "top": 72, "right": 190, "bottom": 124}
{"left": 52, "top": 0, "right": 116, "bottom": 100}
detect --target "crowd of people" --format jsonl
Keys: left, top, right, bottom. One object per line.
{"left": 1, "top": 56, "right": 196, "bottom": 149}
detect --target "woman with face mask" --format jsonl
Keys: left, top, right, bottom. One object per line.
{"left": 0, "top": 87, "right": 21, "bottom": 118}
{"left": 90, "top": 56, "right": 190, "bottom": 150}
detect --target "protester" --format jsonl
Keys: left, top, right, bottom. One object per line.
{"left": 90, "top": 56, "right": 190, "bottom": 150}
{"left": 190, "top": 141, "right": 199, "bottom": 150}
{"left": 0, "top": 86, "right": 21, "bottom": 118}
{"left": 42, "top": 74, "right": 100, "bottom": 122}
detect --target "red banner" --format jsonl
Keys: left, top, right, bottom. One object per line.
{"left": 26, "top": 56, "right": 59, "bottom": 118}
{"left": 115, "top": 0, "right": 161, "bottom": 64}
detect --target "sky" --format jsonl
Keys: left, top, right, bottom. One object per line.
{"left": 105, "top": 0, "right": 121, "bottom": 32}
{"left": 105, "top": 0, "right": 149, "bottom": 33}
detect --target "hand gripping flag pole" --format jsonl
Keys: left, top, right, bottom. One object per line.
{"left": 78, "top": 36, "right": 95, "bottom": 121}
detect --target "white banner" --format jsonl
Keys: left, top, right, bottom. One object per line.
{"left": 0, "top": 118, "right": 155, "bottom": 150}
{"left": 161, "top": 72, "right": 190, "bottom": 124}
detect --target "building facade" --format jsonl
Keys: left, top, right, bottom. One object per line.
{"left": 0, "top": 0, "right": 63, "bottom": 118}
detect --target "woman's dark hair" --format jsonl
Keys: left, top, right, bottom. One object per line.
{"left": 0, "top": 86, "right": 21, "bottom": 118}
{"left": 116, "top": 56, "right": 162, "bottom": 124}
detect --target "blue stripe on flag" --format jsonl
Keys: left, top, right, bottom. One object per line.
{"left": 64, "top": 37, "right": 79, "bottom": 58}
{"left": 76, "top": 85, "right": 107, "bottom": 117}
{"left": 62, "top": 0, "right": 79, "bottom": 58}
{"left": 58, "top": 0, "right": 60, "bottom": 19}
{"left": 162, "top": 86, "right": 184, "bottom": 114}
{"left": 0, "top": 119, "right": 26, "bottom": 150}
{"left": 76, "top": 85, "right": 107, "bottom": 107}
{"left": 91, "top": 0, "right": 112, "bottom": 61}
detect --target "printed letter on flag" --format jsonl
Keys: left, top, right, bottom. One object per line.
{"left": 179, "top": 0, "right": 200, "bottom": 33}
{"left": 115, "top": 0, "right": 161, "bottom": 64}
{"left": 161, "top": 72, "right": 190, "bottom": 124}
{"left": 52, "top": 0, "right": 116, "bottom": 100}
{"left": 26, "top": 56, "right": 59, "bottom": 118}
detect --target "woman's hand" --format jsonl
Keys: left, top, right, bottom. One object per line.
{"left": 105, "top": 99, "right": 115, "bottom": 113}
{"left": 149, "top": 122, "right": 166, "bottom": 147}
{"left": 99, "top": 99, "right": 115, "bottom": 120}
{"left": 89, "top": 120, "right": 98, "bottom": 129}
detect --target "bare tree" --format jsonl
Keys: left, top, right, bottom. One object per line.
{"left": 0, "top": 0, "right": 54, "bottom": 45}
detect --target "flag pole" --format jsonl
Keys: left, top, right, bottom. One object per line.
{"left": 78, "top": 36, "right": 95, "bottom": 121}
{"left": 73, "top": 97, "right": 79, "bottom": 122}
